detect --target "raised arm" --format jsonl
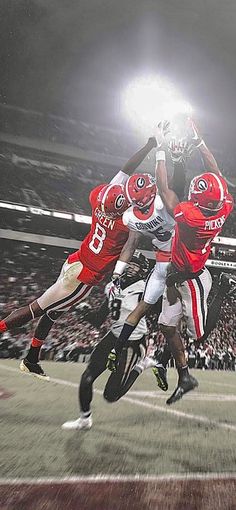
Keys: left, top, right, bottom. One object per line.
{"left": 107, "top": 230, "right": 141, "bottom": 301}
{"left": 188, "top": 119, "right": 221, "bottom": 176}
{"left": 112, "top": 230, "right": 141, "bottom": 277}
{"left": 155, "top": 150, "right": 179, "bottom": 217}
{"left": 110, "top": 137, "right": 157, "bottom": 185}
{"left": 121, "top": 137, "right": 157, "bottom": 176}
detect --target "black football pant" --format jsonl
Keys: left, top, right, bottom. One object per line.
{"left": 79, "top": 331, "right": 146, "bottom": 413}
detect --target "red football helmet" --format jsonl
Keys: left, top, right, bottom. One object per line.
{"left": 97, "top": 183, "right": 129, "bottom": 218}
{"left": 188, "top": 172, "right": 228, "bottom": 212}
{"left": 125, "top": 173, "right": 156, "bottom": 209}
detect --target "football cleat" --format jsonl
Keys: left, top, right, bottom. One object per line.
{"left": 106, "top": 349, "right": 118, "bottom": 372}
{"left": 152, "top": 363, "right": 168, "bottom": 392}
{"left": 61, "top": 415, "right": 92, "bottom": 431}
{"left": 166, "top": 374, "right": 198, "bottom": 405}
{"left": 20, "top": 359, "right": 50, "bottom": 381}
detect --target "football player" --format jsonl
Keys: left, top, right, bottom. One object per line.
{"left": 0, "top": 137, "right": 157, "bottom": 379}
{"left": 156, "top": 119, "right": 234, "bottom": 404}
{"left": 106, "top": 129, "right": 191, "bottom": 389}
{"left": 62, "top": 252, "right": 154, "bottom": 430}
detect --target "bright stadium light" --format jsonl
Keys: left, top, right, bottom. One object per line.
{"left": 122, "top": 76, "right": 193, "bottom": 134}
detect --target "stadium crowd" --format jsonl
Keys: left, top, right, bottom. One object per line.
{"left": 0, "top": 241, "right": 235, "bottom": 370}
{"left": 0, "top": 104, "right": 135, "bottom": 158}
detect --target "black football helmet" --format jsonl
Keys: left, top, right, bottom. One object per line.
{"left": 121, "top": 251, "right": 150, "bottom": 287}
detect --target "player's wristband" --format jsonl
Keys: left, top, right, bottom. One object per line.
{"left": 156, "top": 150, "right": 166, "bottom": 162}
{"left": 113, "top": 260, "right": 128, "bottom": 276}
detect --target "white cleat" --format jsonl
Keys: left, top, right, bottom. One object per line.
{"left": 61, "top": 415, "right": 93, "bottom": 431}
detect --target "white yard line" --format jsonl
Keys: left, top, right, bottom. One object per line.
{"left": 127, "top": 390, "right": 236, "bottom": 401}
{"left": 0, "top": 472, "right": 236, "bottom": 485}
{"left": 1, "top": 363, "right": 236, "bottom": 432}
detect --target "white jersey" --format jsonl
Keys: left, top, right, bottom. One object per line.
{"left": 105, "top": 280, "right": 147, "bottom": 341}
{"left": 123, "top": 194, "right": 175, "bottom": 252}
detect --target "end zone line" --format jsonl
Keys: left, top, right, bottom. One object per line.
{"left": 0, "top": 472, "right": 236, "bottom": 485}
{"left": 1, "top": 363, "right": 236, "bottom": 432}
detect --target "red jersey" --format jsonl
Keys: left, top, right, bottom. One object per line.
{"left": 68, "top": 184, "right": 129, "bottom": 284}
{"left": 172, "top": 194, "right": 234, "bottom": 273}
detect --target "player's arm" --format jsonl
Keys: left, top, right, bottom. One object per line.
{"left": 188, "top": 119, "right": 221, "bottom": 176}
{"left": 155, "top": 150, "right": 179, "bottom": 217}
{"left": 107, "top": 230, "right": 141, "bottom": 301}
{"left": 112, "top": 230, "right": 141, "bottom": 278}
{"left": 168, "top": 139, "right": 193, "bottom": 202}
{"left": 110, "top": 137, "right": 157, "bottom": 184}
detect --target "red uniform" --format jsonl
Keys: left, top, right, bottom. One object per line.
{"left": 68, "top": 184, "right": 129, "bottom": 284}
{"left": 172, "top": 194, "right": 234, "bottom": 273}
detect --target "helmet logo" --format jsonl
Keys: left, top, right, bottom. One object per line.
{"left": 136, "top": 177, "right": 145, "bottom": 189}
{"left": 115, "top": 194, "right": 125, "bottom": 210}
{"left": 197, "top": 179, "right": 208, "bottom": 191}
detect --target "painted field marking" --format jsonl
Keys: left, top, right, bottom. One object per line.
{"left": 0, "top": 472, "right": 236, "bottom": 485}
{"left": 127, "top": 390, "right": 236, "bottom": 401}
{"left": 1, "top": 362, "right": 236, "bottom": 432}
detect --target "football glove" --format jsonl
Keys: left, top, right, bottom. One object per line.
{"left": 108, "top": 274, "right": 122, "bottom": 303}
{"left": 187, "top": 118, "right": 203, "bottom": 147}
{"left": 168, "top": 138, "right": 194, "bottom": 164}
{"left": 155, "top": 120, "right": 171, "bottom": 149}
{"left": 106, "top": 348, "right": 118, "bottom": 372}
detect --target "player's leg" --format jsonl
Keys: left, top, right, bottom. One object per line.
{"left": 108, "top": 262, "right": 168, "bottom": 367}
{"left": 200, "top": 272, "right": 236, "bottom": 342}
{"left": 158, "top": 286, "right": 198, "bottom": 404}
{"left": 164, "top": 269, "right": 212, "bottom": 404}
{"left": 104, "top": 336, "right": 147, "bottom": 402}
{"left": 0, "top": 300, "right": 44, "bottom": 333}
{"left": 20, "top": 310, "right": 64, "bottom": 380}
{"left": 20, "top": 260, "right": 92, "bottom": 379}
{"left": 62, "top": 332, "right": 117, "bottom": 430}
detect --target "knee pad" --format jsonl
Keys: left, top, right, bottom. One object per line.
{"left": 63, "top": 261, "right": 83, "bottom": 290}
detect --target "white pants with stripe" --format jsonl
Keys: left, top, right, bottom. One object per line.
{"left": 143, "top": 261, "right": 169, "bottom": 305}
{"left": 37, "top": 260, "right": 92, "bottom": 314}
{"left": 158, "top": 267, "right": 212, "bottom": 340}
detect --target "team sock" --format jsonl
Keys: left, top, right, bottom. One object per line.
{"left": 25, "top": 337, "right": 44, "bottom": 364}
{"left": 115, "top": 322, "right": 136, "bottom": 352}
{"left": 0, "top": 320, "right": 7, "bottom": 332}
{"left": 159, "top": 344, "right": 172, "bottom": 368}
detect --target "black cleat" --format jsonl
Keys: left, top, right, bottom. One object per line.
{"left": 20, "top": 359, "right": 50, "bottom": 381}
{"left": 166, "top": 374, "right": 198, "bottom": 405}
{"left": 152, "top": 364, "right": 168, "bottom": 391}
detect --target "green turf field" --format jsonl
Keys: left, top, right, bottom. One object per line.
{"left": 0, "top": 360, "right": 236, "bottom": 478}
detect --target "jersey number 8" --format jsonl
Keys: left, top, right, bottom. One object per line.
{"left": 89, "top": 223, "right": 106, "bottom": 254}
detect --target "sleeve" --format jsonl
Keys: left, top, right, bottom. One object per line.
{"left": 109, "top": 170, "right": 129, "bottom": 185}
{"left": 89, "top": 184, "right": 105, "bottom": 209}
{"left": 174, "top": 202, "right": 199, "bottom": 227}
{"left": 224, "top": 193, "right": 234, "bottom": 218}
{"left": 122, "top": 209, "right": 130, "bottom": 227}
{"left": 174, "top": 203, "right": 186, "bottom": 224}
